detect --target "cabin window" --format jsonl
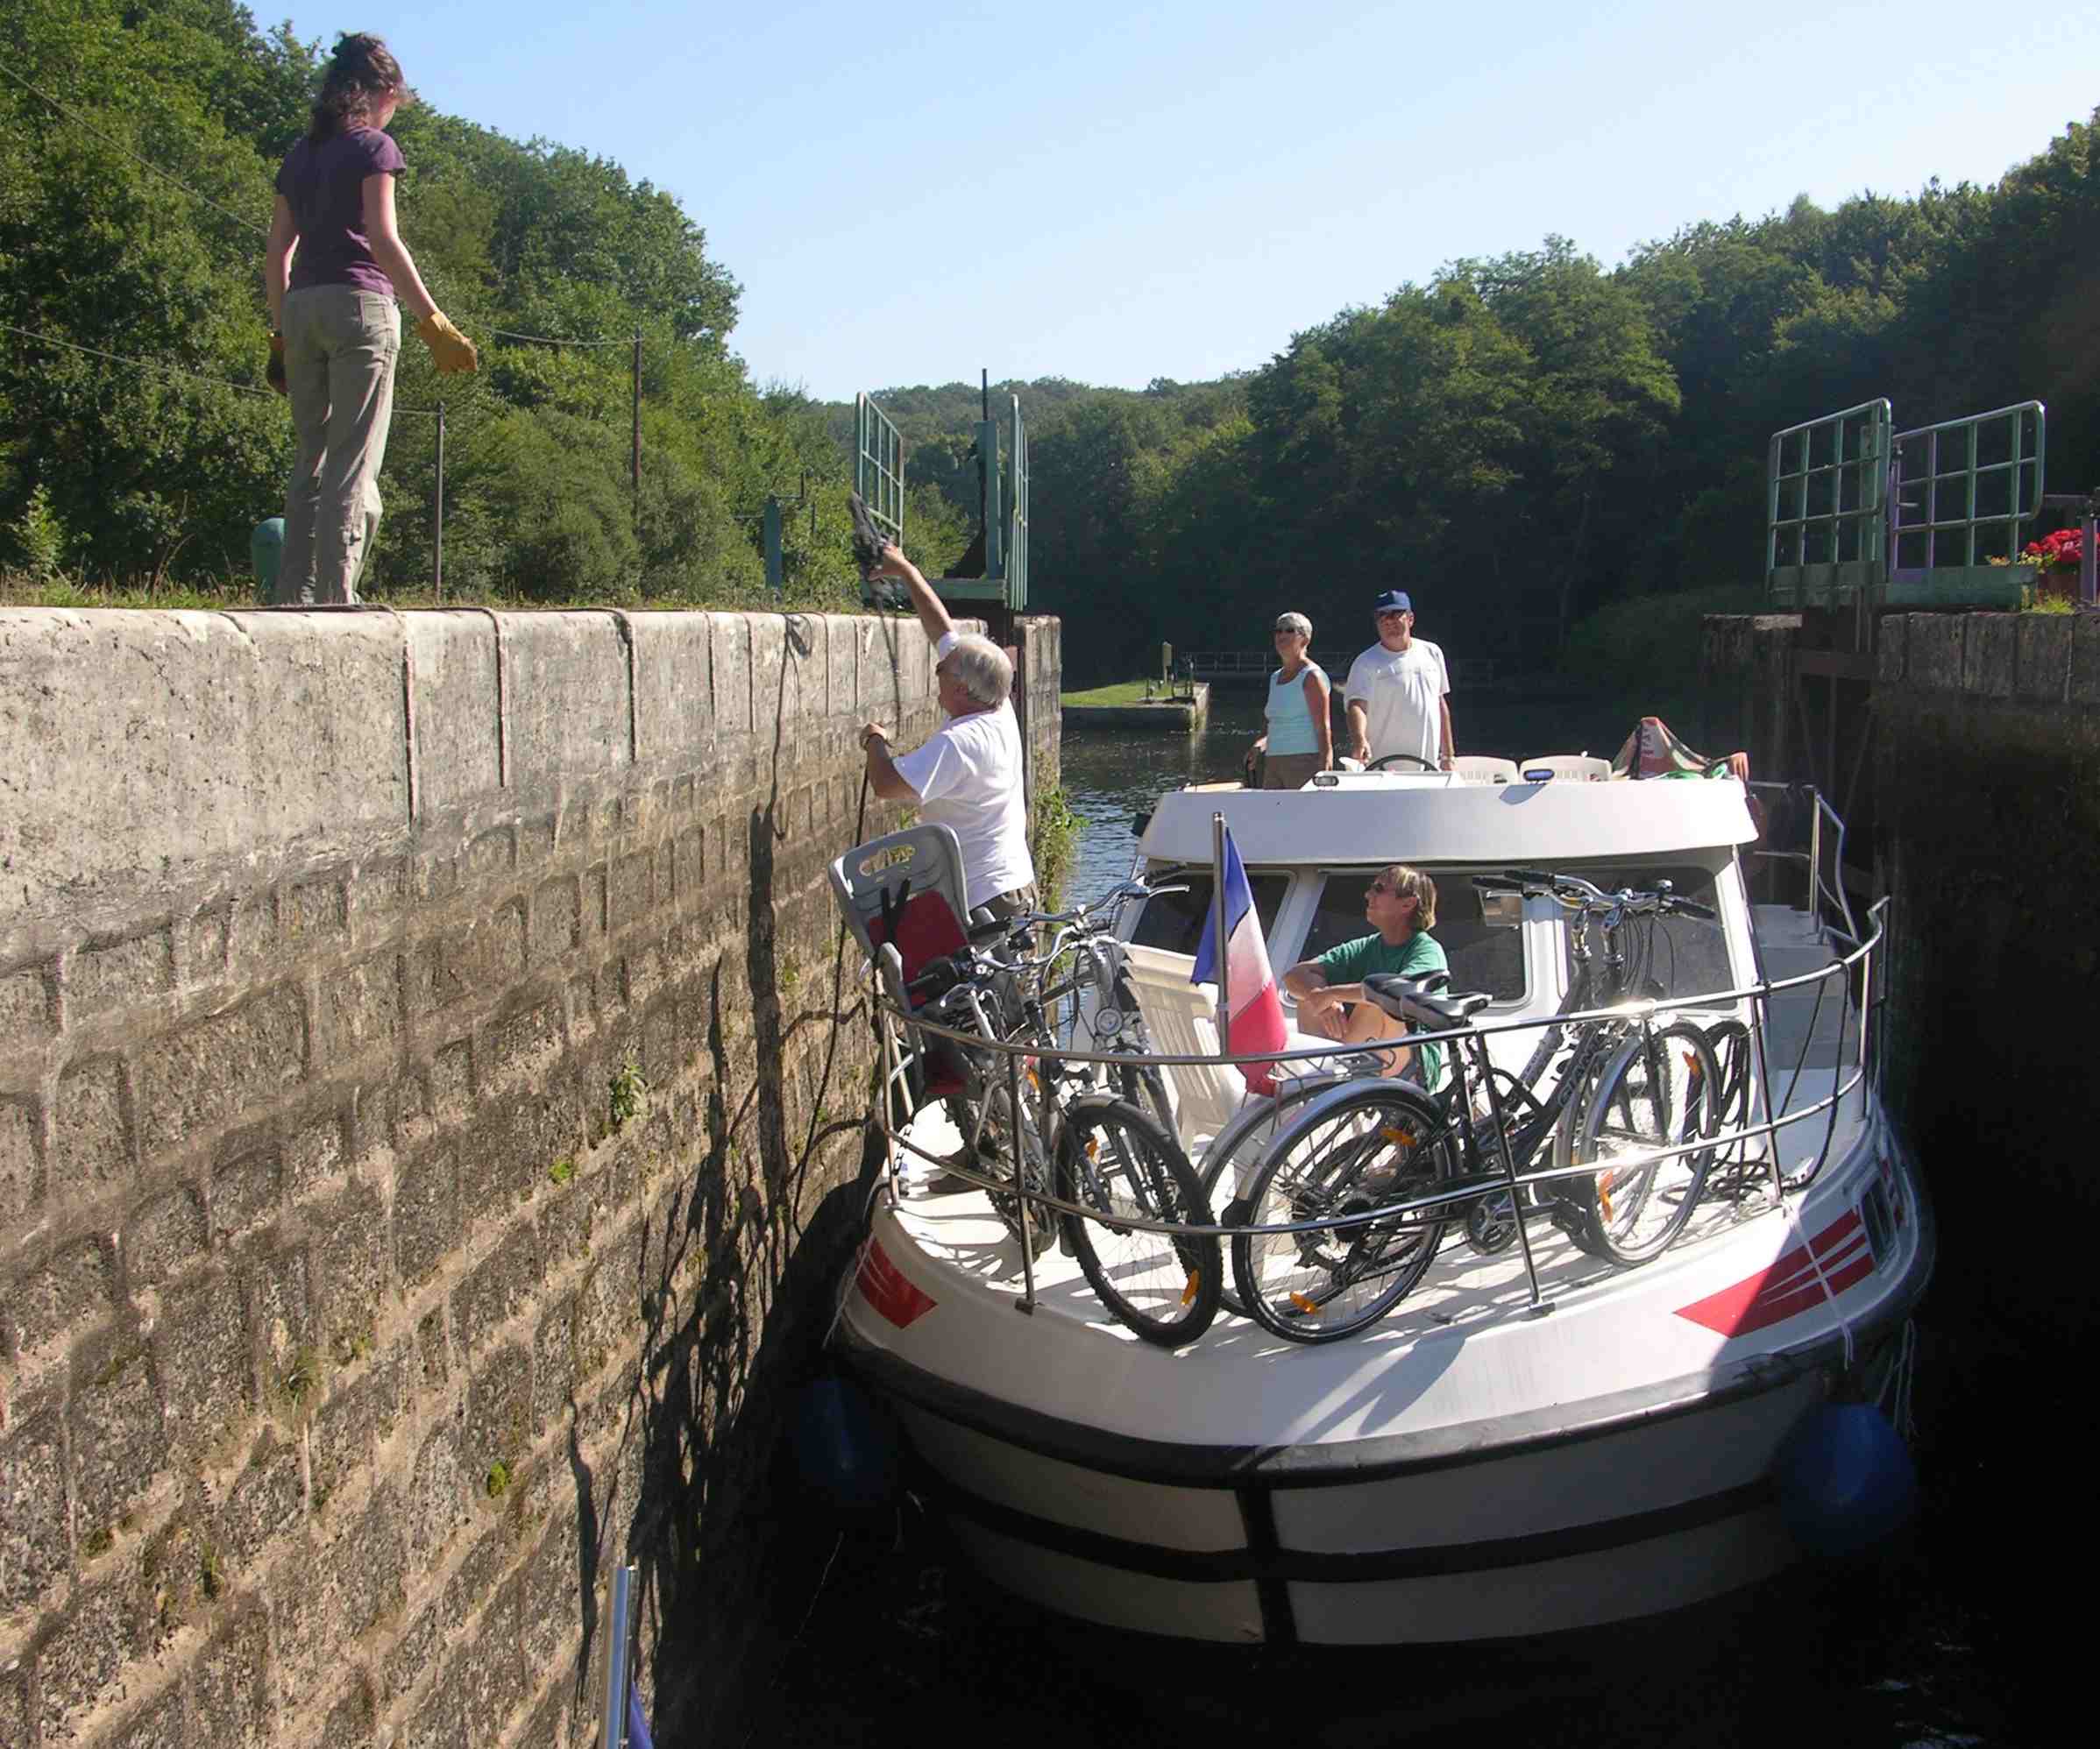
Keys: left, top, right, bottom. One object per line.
{"left": 1551, "top": 861, "right": 1733, "bottom": 1001}
{"left": 1297, "top": 871, "right": 1528, "bottom": 1002}
{"left": 1132, "top": 871, "right": 1290, "bottom": 956}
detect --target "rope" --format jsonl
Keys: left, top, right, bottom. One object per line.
{"left": 487, "top": 328, "right": 626, "bottom": 348}
{"left": 0, "top": 59, "right": 271, "bottom": 237}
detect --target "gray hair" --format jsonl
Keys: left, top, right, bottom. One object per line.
{"left": 943, "top": 634, "right": 1011, "bottom": 708}
{"left": 1274, "top": 612, "right": 1312, "bottom": 640}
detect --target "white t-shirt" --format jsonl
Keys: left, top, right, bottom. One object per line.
{"left": 1344, "top": 638, "right": 1450, "bottom": 766}
{"left": 891, "top": 669, "right": 1035, "bottom": 910}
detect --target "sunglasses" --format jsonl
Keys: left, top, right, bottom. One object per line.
{"left": 1367, "top": 882, "right": 1413, "bottom": 899}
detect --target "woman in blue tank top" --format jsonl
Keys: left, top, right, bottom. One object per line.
{"left": 1247, "top": 612, "right": 1332, "bottom": 789}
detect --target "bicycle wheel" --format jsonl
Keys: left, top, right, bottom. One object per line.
{"left": 1701, "top": 1018, "right": 1763, "bottom": 1198}
{"left": 1460, "top": 1067, "right": 1550, "bottom": 1256}
{"left": 1574, "top": 1023, "right": 1721, "bottom": 1265}
{"left": 1196, "top": 1073, "right": 1356, "bottom": 1316}
{"left": 974, "top": 1078, "right": 1054, "bottom": 1257}
{"left": 1058, "top": 1096, "right": 1222, "bottom": 1346}
{"left": 1231, "top": 1083, "right": 1455, "bottom": 1344}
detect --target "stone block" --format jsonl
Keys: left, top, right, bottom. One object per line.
{"left": 68, "top": 926, "right": 175, "bottom": 1020}
{"left": 193, "top": 1599, "right": 272, "bottom": 1749}
{"left": 1, "top": 1673, "right": 32, "bottom": 1749}
{"left": 211, "top": 1136, "right": 282, "bottom": 1245}
{"left": 383, "top": 1595, "right": 443, "bottom": 1703}
{"left": 106, "top": 1686, "right": 188, "bottom": 1749}
{"left": 52, "top": 1053, "right": 131, "bottom": 1193}
{"left": 1961, "top": 613, "right": 2016, "bottom": 697}
{"left": 0, "top": 959, "right": 54, "bottom": 1047}
{"left": 629, "top": 613, "right": 715, "bottom": 767}
{"left": 462, "top": 1080, "right": 582, "bottom": 1214}
{"left": 155, "top": 1264, "right": 253, "bottom": 1450}
{"left": 529, "top": 874, "right": 579, "bottom": 965}
{"left": 71, "top": 1330, "right": 167, "bottom": 1530}
{"left": 310, "top": 1341, "right": 410, "bottom": 1506}
{"left": 0, "top": 1388, "right": 69, "bottom": 1611}
{"left": 1905, "top": 614, "right": 1963, "bottom": 691}
{"left": 465, "top": 825, "right": 514, "bottom": 882}
{"left": 708, "top": 614, "right": 753, "bottom": 741}
{"left": 463, "top": 1341, "right": 533, "bottom": 1470}
{"left": 216, "top": 1427, "right": 304, "bottom": 1568}
{"left": 1876, "top": 614, "right": 1906, "bottom": 684}
{"left": 282, "top": 875, "right": 347, "bottom": 945}
{"left": 479, "top": 997, "right": 564, "bottom": 1100}
{"left": 500, "top": 613, "right": 633, "bottom": 797}
{"left": 319, "top": 951, "right": 402, "bottom": 1063}
{"left": 285, "top": 1101, "right": 350, "bottom": 1197}
{"left": 453, "top": 1218, "right": 544, "bottom": 1357}
{"left": 129, "top": 1181, "right": 207, "bottom": 1284}
{"left": 529, "top": 1292, "right": 576, "bottom": 1427}
{"left": 416, "top": 1305, "right": 451, "bottom": 1393}
{"left": 1, "top": 1093, "right": 38, "bottom": 1227}
{"left": 407, "top": 613, "right": 504, "bottom": 815}
{"left": 2015, "top": 614, "right": 2072, "bottom": 701}
{"left": 446, "top": 1575, "right": 528, "bottom": 1739}
{"left": 0, "top": 609, "right": 408, "bottom": 931}
{"left": 309, "top": 1178, "right": 390, "bottom": 1357}
{"left": 609, "top": 848, "right": 653, "bottom": 931}
{"left": 394, "top": 1140, "right": 460, "bottom": 1289}
{"left": 138, "top": 986, "right": 307, "bottom": 1159}
{"left": 671, "top": 824, "right": 705, "bottom": 913}
{"left": 407, "top": 1420, "right": 473, "bottom": 1566}
{"left": 316, "top": 1674, "right": 378, "bottom": 1749}
{"left": 225, "top": 890, "right": 279, "bottom": 979}
{"left": 430, "top": 1037, "right": 472, "bottom": 1127}
{"left": 435, "top": 903, "right": 526, "bottom": 1010}
{"left": 37, "top": 1552, "right": 162, "bottom": 1741}
{"left": 2073, "top": 613, "right": 2100, "bottom": 707}
{"left": 322, "top": 1479, "right": 406, "bottom": 1639}
{"left": 245, "top": 1237, "right": 313, "bottom": 1387}
{"left": 347, "top": 855, "right": 410, "bottom": 946}
{"left": 11, "top": 1231, "right": 118, "bottom": 1354}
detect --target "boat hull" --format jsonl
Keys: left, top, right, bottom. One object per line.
{"left": 839, "top": 1118, "right": 1933, "bottom": 1646}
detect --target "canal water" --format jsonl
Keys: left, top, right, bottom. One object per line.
{"left": 743, "top": 697, "right": 2037, "bottom": 1749}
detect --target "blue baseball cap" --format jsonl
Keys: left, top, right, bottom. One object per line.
{"left": 1372, "top": 590, "right": 1413, "bottom": 615}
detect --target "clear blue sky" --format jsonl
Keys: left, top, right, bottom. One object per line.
{"left": 286, "top": 2, "right": 2096, "bottom": 400}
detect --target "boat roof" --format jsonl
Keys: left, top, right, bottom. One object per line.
{"left": 1137, "top": 772, "right": 1758, "bottom": 868}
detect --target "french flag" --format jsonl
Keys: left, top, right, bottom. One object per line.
{"left": 1191, "top": 825, "right": 1289, "bottom": 1095}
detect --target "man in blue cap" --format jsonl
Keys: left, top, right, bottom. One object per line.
{"left": 1343, "top": 590, "right": 1455, "bottom": 770}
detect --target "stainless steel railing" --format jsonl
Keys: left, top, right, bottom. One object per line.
{"left": 864, "top": 888, "right": 1885, "bottom": 1320}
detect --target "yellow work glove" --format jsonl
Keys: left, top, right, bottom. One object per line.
{"left": 266, "top": 332, "right": 287, "bottom": 395}
{"left": 415, "top": 310, "right": 479, "bottom": 374}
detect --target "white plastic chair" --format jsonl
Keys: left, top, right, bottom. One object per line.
{"left": 1519, "top": 754, "right": 1613, "bottom": 782}
{"left": 1451, "top": 754, "right": 1522, "bottom": 785}
{"left": 1119, "top": 944, "right": 1246, "bottom": 1150}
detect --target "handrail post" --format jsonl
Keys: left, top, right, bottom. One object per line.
{"left": 1009, "top": 1044, "right": 1038, "bottom": 1313}
{"left": 1478, "top": 1050, "right": 1546, "bottom": 1312}
{"left": 601, "top": 1562, "right": 635, "bottom": 1749}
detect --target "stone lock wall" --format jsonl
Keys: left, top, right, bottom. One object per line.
{"left": 0, "top": 605, "right": 1061, "bottom": 1749}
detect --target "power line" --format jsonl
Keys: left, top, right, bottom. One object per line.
{"left": 488, "top": 328, "right": 625, "bottom": 348}
{"left": 0, "top": 58, "right": 271, "bottom": 238}
{"left": 0, "top": 320, "right": 442, "bottom": 417}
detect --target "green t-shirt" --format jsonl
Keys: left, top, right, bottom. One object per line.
{"left": 1315, "top": 930, "right": 1451, "bottom": 1087}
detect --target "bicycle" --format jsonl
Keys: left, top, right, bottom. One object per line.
{"left": 902, "top": 888, "right": 1224, "bottom": 1347}
{"left": 1229, "top": 872, "right": 1724, "bottom": 1342}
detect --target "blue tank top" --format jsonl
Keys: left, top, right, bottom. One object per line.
{"left": 1266, "top": 662, "right": 1324, "bottom": 756}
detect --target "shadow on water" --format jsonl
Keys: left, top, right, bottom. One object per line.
{"left": 734, "top": 700, "right": 2074, "bottom": 1748}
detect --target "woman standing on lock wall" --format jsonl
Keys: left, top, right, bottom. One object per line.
{"left": 261, "top": 32, "right": 479, "bottom": 604}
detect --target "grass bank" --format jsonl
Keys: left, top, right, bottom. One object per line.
{"left": 1060, "top": 678, "right": 1189, "bottom": 707}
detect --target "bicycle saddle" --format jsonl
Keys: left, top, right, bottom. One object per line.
{"left": 1362, "top": 973, "right": 1490, "bottom": 1029}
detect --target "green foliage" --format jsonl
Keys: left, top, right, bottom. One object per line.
{"left": 1029, "top": 785, "right": 1081, "bottom": 911}
{"left": 485, "top": 1460, "right": 512, "bottom": 1498}
{"left": 0, "top": 0, "right": 861, "bottom": 603}
{"left": 548, "top": 1157, "right": 575, "bottom": 1185}
{"left": 607, "top": 1060, "right": 647, "bottom": 1129}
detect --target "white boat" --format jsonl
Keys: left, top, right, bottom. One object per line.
{"left": 834, "top": 765, "right": 1933, "bottom": 1646}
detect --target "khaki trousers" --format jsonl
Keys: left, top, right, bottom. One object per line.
{"left": 278, "top": 285, "right": 400, "bottom": 605}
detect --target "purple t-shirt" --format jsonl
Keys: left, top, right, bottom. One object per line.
{"left": 276, "top": 127, "right": 406, "bottom": 294}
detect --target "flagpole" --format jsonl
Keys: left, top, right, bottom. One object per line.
{"left": 1210, "top": 810, "right": 1229, "bottom": 1048}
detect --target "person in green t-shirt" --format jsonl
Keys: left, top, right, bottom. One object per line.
{"left": 1281, "top": 865, "right": 1449, "bottom": 1087}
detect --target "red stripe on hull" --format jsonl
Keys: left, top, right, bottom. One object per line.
{"left": 1675, "top": 1209, "right": 1873, "bottom": 1336}
{"left": 857, "top": 1236, "right": 937, "bottom": 1328}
